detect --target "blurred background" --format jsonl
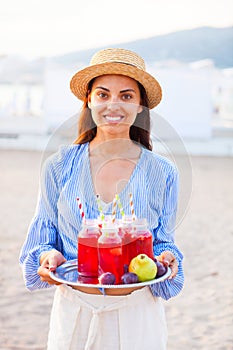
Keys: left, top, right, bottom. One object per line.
{"left": 1, "top": 1, "right": 233, "bottom": 350}
{"left": 0, "top": 0, "right": 233, "bottom": 155}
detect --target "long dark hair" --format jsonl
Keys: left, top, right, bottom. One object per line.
{"left": 74, "top": 78, "right": 153, "bottom": 151}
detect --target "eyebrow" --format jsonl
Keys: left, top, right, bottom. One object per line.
{"left": 95, "top": 86, "right": 136, "bottom": 93}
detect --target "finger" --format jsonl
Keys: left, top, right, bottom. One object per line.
{"left": 158, "top": 251, "right": 175, "bottom": 266}
{"left": 37, "top": 266, "right": 62, "bottom": 285}
{"left": 40, "top": 257, "right": 49, "bottom": 268}
{"left": 157, "top": 251, "right": 179, "bottom": 279}
{"left": 37, "top": 265, "right": 50, "bottom": 280}
{"left": 168, "top": 260, "right": 179, "bottom": 279}
{"left": 40, "top": 251, "right": 51, "bottom": 267}
{"left": 49, "top": 252, "right": 66, "bottom": 271}
{"left": 164, "top": 251, "right": 175, "bottom": 264}
{"left": 48, "top": 255, "right": 58, "bottom": 272}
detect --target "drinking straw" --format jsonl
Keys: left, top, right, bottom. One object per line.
{"left": 76, "top": 197, "right": 85, "bottom": 221}
{"left": 96, "top": 194, "right": 105, "bottom": 222}
{"left": 129, "top": 193, "right": 136, "bottom": 220}
{"left": 115, "top": 194, "right": 125, "bottom": 219}
{"left": 111, "top": 195, "right": 117, "bottom": 223}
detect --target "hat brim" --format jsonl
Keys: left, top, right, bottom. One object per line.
{"left": 70, "top": 62, "right": 162, "bottom": 109}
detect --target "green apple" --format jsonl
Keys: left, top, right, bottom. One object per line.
{"left": 129, "top": 254, "right": 157, "bottom": 282}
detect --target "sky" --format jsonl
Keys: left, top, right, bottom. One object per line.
{"left": 1, "top": 0, "right": 232, "bottom": 58}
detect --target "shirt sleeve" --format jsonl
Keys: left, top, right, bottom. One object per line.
{"left": 150, "top": 168, "right": 184, "bottom": 300}
{"left": 19, "top": 149, "right": 64, "bottom": 291}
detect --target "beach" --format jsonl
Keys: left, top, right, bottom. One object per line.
{"left": 0, "top": 149, "right": 232, "bottom": 350}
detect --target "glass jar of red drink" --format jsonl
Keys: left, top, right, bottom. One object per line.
{"left": 118, "top": 216, "right": 134, "bottom": 267}
{"left": 77, "top": 219, "right": 101, "bottom": 282}
{"left": 128, "top": 218, "right": 154, "bottom": 263}
{"left": 98, "top": 225, "right": 124, "bottom": 284}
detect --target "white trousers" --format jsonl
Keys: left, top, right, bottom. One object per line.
{"left": 47, "top": 284, "right": 167, "bottom": 350}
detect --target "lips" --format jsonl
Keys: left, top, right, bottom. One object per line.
{"left": 104, "top": 115, "right": 123, "bottom": 123}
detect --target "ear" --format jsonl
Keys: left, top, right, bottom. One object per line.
{"left": 87, "top": 95, "right": 92, "bottom": 109}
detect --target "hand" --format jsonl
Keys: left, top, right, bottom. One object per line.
{"left": 157, "top": 250, "right": 178, "bottom": 279}
{"left": 37, "top": 249, "right": 66, "bottom": 285}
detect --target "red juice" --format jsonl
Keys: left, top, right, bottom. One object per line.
{"left": 118, "top": 215, "right": 133, "bottom": 267}
{"left": 77, "top": 275, "right": 99, "bottom": 284}
{"left": 120, "top": 228, "right": 134, "bottom": 267}
{"left": 127, "top": 219, "right": 154, "bottom": 263}
{"left": 121, "top": 231, "right": 131, "bottom": 266}
{"left": 78, "top": 220, "right": 101, "bottom": 278}
{"left": 98, "top": 227, "right": 124, "bottom": 284}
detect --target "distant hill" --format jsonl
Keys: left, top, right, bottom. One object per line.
{"left": 0, "top": 26, "right": 232, "bottom": 84}
{"left": 54, "top": 26, "right": 233, "bottom": 69}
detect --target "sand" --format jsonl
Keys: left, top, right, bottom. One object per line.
{"left": 0, "top": 150, "right": 232, "bottom": 350}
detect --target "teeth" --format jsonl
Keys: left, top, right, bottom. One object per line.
{"left": 105, "top": 116, "right": 122, "bottom": 122}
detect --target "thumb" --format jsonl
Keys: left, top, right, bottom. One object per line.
{"left": 160, "top": 257, "right": 169, "bottom": 267}
{"left": 158, "top": 251, "right": 173, "bottom": 267}
{"left": 48, "top": 255, "right": 58, "bottom": 272}
{"left": 48, "top": 252, "right": 66, "bottom": 271}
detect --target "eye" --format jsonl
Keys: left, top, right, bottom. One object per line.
{"left": 122, "top": 93, "right": 133, "bottom": 100}
{"left": 97, "top": 91, "right": 108, "bottom": 99}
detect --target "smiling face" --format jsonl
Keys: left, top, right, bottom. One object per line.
{"left": 87, "top": 74, "right": 143, "bottom": 139}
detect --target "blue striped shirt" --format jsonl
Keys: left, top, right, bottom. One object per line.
{"left": 19, "top": 142, "right": 184, "bottom": 299}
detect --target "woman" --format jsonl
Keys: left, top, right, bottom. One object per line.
{"left": 20, "top": 48, "right": 184, "bottom": 350}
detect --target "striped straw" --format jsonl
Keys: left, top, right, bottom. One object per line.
{"left": 96, "top": 194, "right": 105, "bottom": 222}
{"left": 76, "top": 197, "right": 85, "bottom": 221}
{"left": 115, "top": 194, "right": 125, "bottom": 219}
{"left": 111, "top": 195, "right": 117, "bottom": 223}
{"left": 129, "top": 193, "right": 136, "bottom": 220}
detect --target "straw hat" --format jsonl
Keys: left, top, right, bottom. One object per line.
{"left": 70, "top": 48, "right": 162, "bottom": 109}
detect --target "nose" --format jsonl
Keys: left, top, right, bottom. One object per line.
{"left": 106, "top": 95, "right": 121, "bottom": 110}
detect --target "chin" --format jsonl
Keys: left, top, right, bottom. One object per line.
{"left": 101, "top": 124, "right": 130, "bottom": 136}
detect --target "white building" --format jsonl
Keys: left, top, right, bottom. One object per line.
{"left": 0, "top": 56, "right": 232, "bottom": 153}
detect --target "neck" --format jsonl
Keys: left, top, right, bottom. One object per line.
{"left": 89, "top": 138, "right": 138, "bottom": 157}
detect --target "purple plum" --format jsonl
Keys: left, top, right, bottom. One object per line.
{"left": 121, "top": 272, "right": 139, "bottom": 284}
{"left": 155, "top": 260, "right": 167, "bottom": 277}
{"left": 98, "top": 272, "right": 116, "bottom": 285}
